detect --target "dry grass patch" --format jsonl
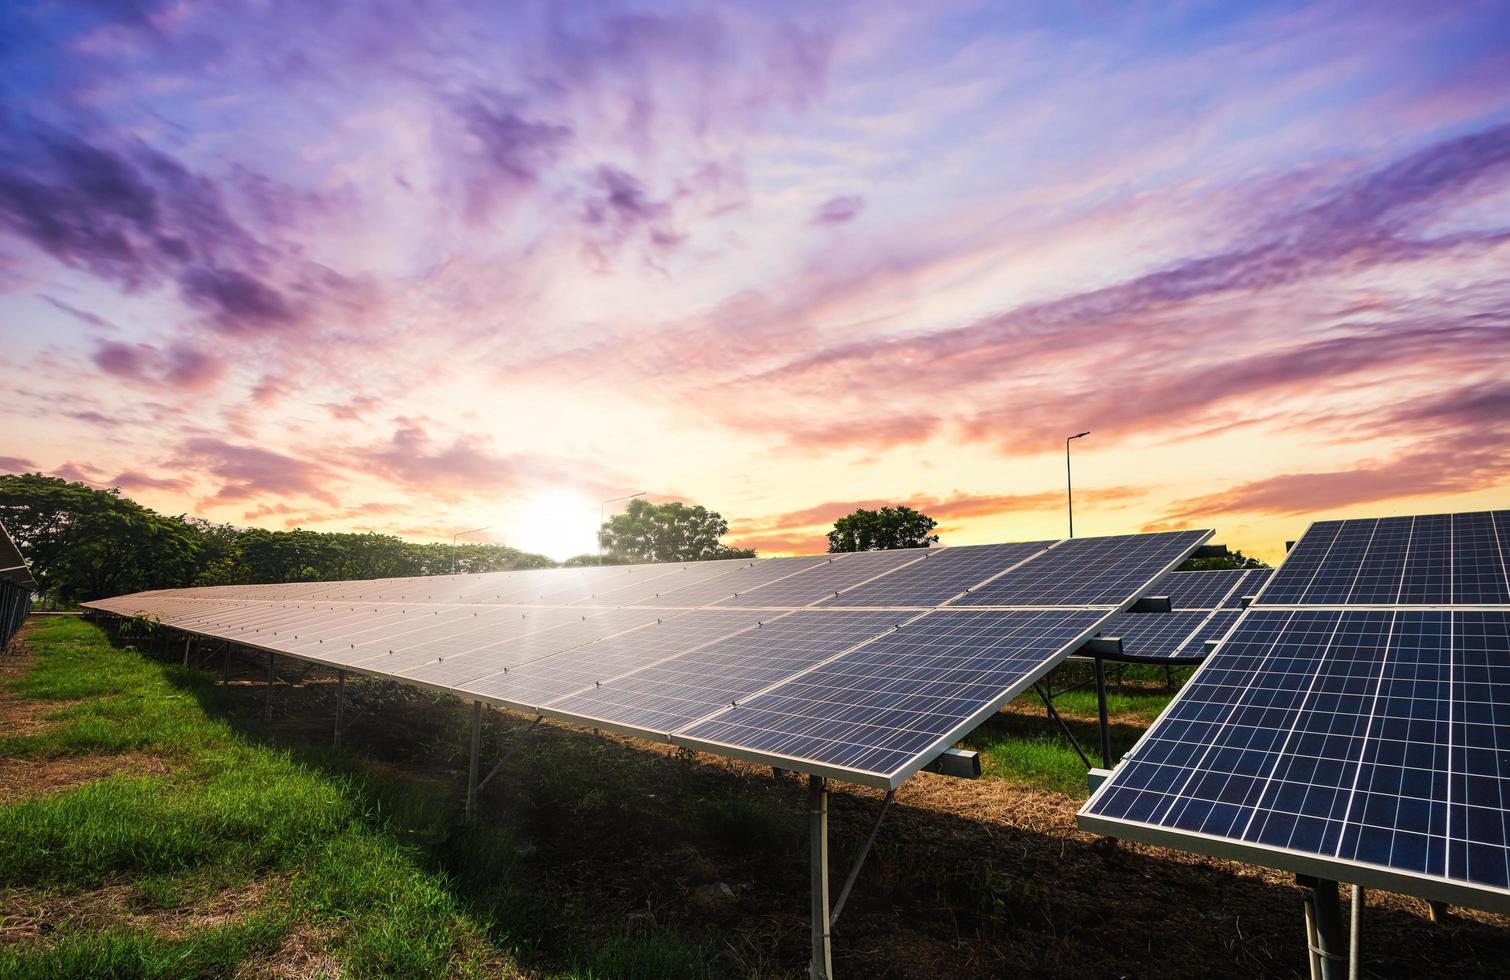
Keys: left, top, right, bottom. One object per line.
{"left": 0, "top": 751, "right": 172, "bottom": 800}
{"left": 0, "top": 875, "right": 278, "bottom": 949}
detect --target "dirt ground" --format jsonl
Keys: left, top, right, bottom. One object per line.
{"left": 6, "top": 626, "right": 1510, "bottom": 978}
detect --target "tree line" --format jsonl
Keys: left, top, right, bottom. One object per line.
{"left": 1, "top": 471, "right": 1250, "bottom": 604}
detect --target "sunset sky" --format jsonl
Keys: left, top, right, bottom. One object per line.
{"left": 1, "top": 1, "right": 1507, "bottom": 563}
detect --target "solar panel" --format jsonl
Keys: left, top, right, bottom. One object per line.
{"left": 1154, "top": 570, "right": 1249, "bottom": 610}
{"left": 543, "top": 610, "right": 905, "bottom": 735}
{"left": 628, "top": 555, "right": 830, "bottom": 606}
{"left": 455, "top": 610, "right": 766, "bottom": 709}
{"left": 1094, "top": 611, "right": 1217, "bottom": 660}
{"left": 676, "top": 609, "right": 1108, "bottom": 785}
{"left": 715, "top": 549, "right": 930, "bottom": 607}
{"left": 1257, "top": 511, "right": 1510, "bottom": 607}
{"left": 951, "top": 530, "right": 1209, "bottom": 607}
{"left": 817, "top": 541, "right": 1052, "bottom": 608}
{"left": 1082, "top": 610, "right": 1510, "bottom": 909}
{"left": 1226, "top": 569, "right": 1271, "bottom": 608}
{"left": 86, "top": 526, "right": 1210, "bottom": 788}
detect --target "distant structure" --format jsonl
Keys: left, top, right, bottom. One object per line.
{"left": 0, "top": 518, "right": 35, "bottom": 648}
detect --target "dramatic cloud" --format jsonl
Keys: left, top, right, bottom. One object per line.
{"left": 0, "top": 2, "right": 1506, "bottom": 561}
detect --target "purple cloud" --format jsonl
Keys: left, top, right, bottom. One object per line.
{"left": 91, "top": 340, "right": 223, "bottom": 390}
{"left": 812, "top": 195, "right": 863, "bottom": 225}
{"left": 172, "top": 437, "right": 339, "bottom": 505}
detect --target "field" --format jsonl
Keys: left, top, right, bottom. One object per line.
{"left": 3, "top": 617, "right": 1509, "bottom": 978}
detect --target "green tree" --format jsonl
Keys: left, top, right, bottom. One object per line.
{"left": 1178, "top": 547, "right": 1270, "bottom": 571}
{"left": 827, "top": 505, "right": 939, "bottom": 553}
{"left": 0, "top": 473, "right": 200, "bottom": 601}
{"left": 597, "top": 498, "right": 756, "bottom": 563}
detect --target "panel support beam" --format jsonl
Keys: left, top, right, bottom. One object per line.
{"left": 333, "top": 670, "right": 346, "bottom": 748}
{"left": 1032, "top": 682, "right": 1092, "bottom": 770}
{"left": 1298, "top": 875, "right": 1347, "bottom": 980}
{"left": 809, "top": 775, "right": 832, "bottom": 980}
{"left": 465, "top": 700, "right": 483, "bottom": 825}
{"left": 264, "top": 651, "right": 275, "bottom": 722}
{"left": 478, "top": 716, "right": 543, "bottom": 793}
{"left": 829, "top": 788, "right": 895, "bottom": 929}
{"left": 1094, "top": 657, "right": 1112, "bottom": 768}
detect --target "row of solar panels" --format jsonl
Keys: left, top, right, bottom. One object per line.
{"left": 1083, "top": 509, "right": 1510, "bottom": 913}
{"left": 87, "top": 529, "right": 1210, "bottom": 786}
{"left": 124, "top": 532, "right": 1202, "bottom": 611}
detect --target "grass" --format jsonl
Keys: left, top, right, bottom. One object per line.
{"left": 0, "top": 618, "right": 719, "bottom": 978}
{"left": 963, "top": 663, "right": 1188, "bottom": 797}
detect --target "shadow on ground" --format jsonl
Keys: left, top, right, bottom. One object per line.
{"left": 134, "top": 633, "right": 1510, "bottom": 979}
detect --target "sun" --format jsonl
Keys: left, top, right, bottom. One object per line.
{"left": 502, "top": 491, "right": 601, "bottom": 563}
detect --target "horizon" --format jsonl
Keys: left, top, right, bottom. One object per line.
{"left": 3, "top": 1, "right": 1508, "bottom": 564}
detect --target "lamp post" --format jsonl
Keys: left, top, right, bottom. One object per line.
{"left": 450, "top": 525, "right": 491, "bottom": 575}
{"left": 1065, "top": 432, "right": 1090, "bottom": 538}
{"left": 599, "top": 492, "right": 647, "bottom": 565}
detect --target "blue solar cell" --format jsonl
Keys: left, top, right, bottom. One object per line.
{"left": 1260, "top": 521, "right": 1344, "bottom": 604}
{"left": 951, "top": 531, "right": 1207, "bottom": 607}
{"left": 1345, "top": 517, "right": 1414, "bottom": 604}
{"left": 1454, "top": 513, "right": 1510, "bottom": 605}
{"left": 677, "top": 609, "right": 1105, "bottom": 782}
{"left": 817, "top": 542, "right": 1053, "bottom": 608}
{"left": 1399, "top": 514, "right": 1452, "bottom": 605}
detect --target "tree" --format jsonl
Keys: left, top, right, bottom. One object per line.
{"left": 1178, "top": 548, "right": 1270, "bottom": 571}
{"left": 827, "top": 505, "right": 939, "bottom": 553}
{"left": 0, "top": 473, "right": 200, "bottom": 601}
{"left": 597, "top": 498, "right": 756, "bottom": 563}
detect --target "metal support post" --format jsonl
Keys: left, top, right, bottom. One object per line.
{"left": 1427, "top": 899, "right": 1447, "bottom": 923}
{"left": 333, "top": 670, "right": 346, "bottom": 747}
{"left": 221, "top": 645, "right": 231, "bottom": 685}
{"left": 265, "top": 651, "right": 275, "bottom": 722}
{"left": 829, "top": 789, "right": 896, "bottom": 928}
{"left": 1298, "top": 875, "right": 1346, "bottom": 980}
{"left": 1348, "top": 884, "right": 1363, "bottom": 980}
{"left": 182, "top": 636, "right": 192, "bottom": 668}
{"left": 1031, "top": 682, "right": 1092, "bottom": 769}
{"left": 1093, "top": 657, "right": 1112, "bottom": 768}
{"left": 808, "top": 775, "right": 832, "bottom": 980}
{"left": 1303, "top": 887, "right": 1322, "bottom": 980}
{"left": 465, "top": 701, "right": 483, "bottom": 824}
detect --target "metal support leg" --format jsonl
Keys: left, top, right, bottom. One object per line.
{"left": 1094, "top": 657, "right": 1112, "bottom": 768}
{"left": 221, "top": 646, "right": 230, "bottom": 685}
{"left": 333, "top": 670, "right": 346, "bottom": 748}
{"left": 1427, "top": 899, "right": 1447, "bottom": 923}
{"left": 829, "top": 789, "right": 896, "bottom": 928}
{"left": 809, "top": 775, "right": 832, "bottom": 980}
{"left": 182, "top": 636, "right": 191, "bottom": 668}
{"left": 1348, "top": 884, "right": 1363, "bottom": 980}
{"left": 1298, "top": 875, "right": 1346, "bottom": 980}
{"left": 1303, "top": 888, "right": 1322, "bottom": 980}
{"left": 1032, "top": 682, "right": 1092, "bottom": 770}
{"left": 465, "top": 701, "right": 482, "bottom": 824}
{"left": 265, "top": 651, "right": 275, "bottom": 722}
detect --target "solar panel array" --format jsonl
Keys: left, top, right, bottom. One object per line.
{"left": 86, "top": 528, "right": 1210, "bottom": 787}
{"left": 1089, "top": 567, "right": 1270, "bottom": 662}
{"left": 1082, "top": 509, "right": 1510, "bottom": 913}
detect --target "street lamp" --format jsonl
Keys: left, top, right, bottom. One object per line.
{"left": 450, "top": 525, "right": 491, "bottom": 575}
{"left": 1065, "top": 432, "right": 1090, "bottom": 538}
{"left": 599, "top": 492, "right": 647, "bottom": 565}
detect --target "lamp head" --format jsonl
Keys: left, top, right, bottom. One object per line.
{"left": 1069, "top": 431, "right": 1090, "bottom": 440}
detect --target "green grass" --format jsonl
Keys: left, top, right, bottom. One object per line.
{"left": 0, "top": 618, "right": 719, "bottom": 978}
{"left": 963, "top": 664, "right": 1186, "bottom": 797}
